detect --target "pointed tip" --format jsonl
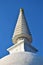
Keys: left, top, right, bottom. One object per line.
{"left": 20, "top": 8, "right": 24, "bottom": 13}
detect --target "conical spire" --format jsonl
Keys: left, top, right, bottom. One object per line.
{"left": 12, "top": 8, "right": 32, "bottom": 44}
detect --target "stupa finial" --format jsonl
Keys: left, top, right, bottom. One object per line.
{"left": 20, "top": 8, "right": 24, "bottom": 13}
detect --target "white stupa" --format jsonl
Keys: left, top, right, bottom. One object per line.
{"left": 0, "top": 8, "right": 43, "bottom": 65}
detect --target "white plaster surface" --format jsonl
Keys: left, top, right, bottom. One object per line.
{"left": 7, "top": 39, "right": 37, "bottom": 54}
{"left": 7, "top": 40, "right": 24, "bottom": 54}
{"left": 0, "top": 52, "right": 43, "bottom": 65}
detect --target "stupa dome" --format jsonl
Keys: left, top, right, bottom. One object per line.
{"left": 0, "top": 52, "right": 43, "bottom": 65}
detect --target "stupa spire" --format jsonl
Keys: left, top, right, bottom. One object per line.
{"left": 12, "top": 8, "right": 32, "bottom": 44}
{"left": 7, "top": 8, "right": 38, "bottom": 54}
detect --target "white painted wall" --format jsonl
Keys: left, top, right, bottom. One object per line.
{"left": 0, "top": 52, "right": 43, "bottom": 65}
{"left": 7, "top": 40, "right": 25, "bottom": 54}
{"left": 7, "top": 39, "right": 37, "bottom": 54}
{"left": 10, "top": 43, "right": 24, "bottom": 54}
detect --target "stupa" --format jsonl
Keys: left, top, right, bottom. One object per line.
{"left": 0, "top": 8, "right": 43, "bottom": 65}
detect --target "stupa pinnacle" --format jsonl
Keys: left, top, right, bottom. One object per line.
{"left": 0, "top": 8, "right": 43, "bottom": 65}
{"left": 12, "top": 8, "right": 32, "bottom": 44}
{"left": 7, "top": 8, "right": 38, "bottom": 54}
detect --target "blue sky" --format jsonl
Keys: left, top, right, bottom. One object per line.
{"left": 0, "top": 0, "right": 43, "bottom": 58}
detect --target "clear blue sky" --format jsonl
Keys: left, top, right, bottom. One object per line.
{"left": 0, "top": 0, "right": 43, "bottom": 58}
